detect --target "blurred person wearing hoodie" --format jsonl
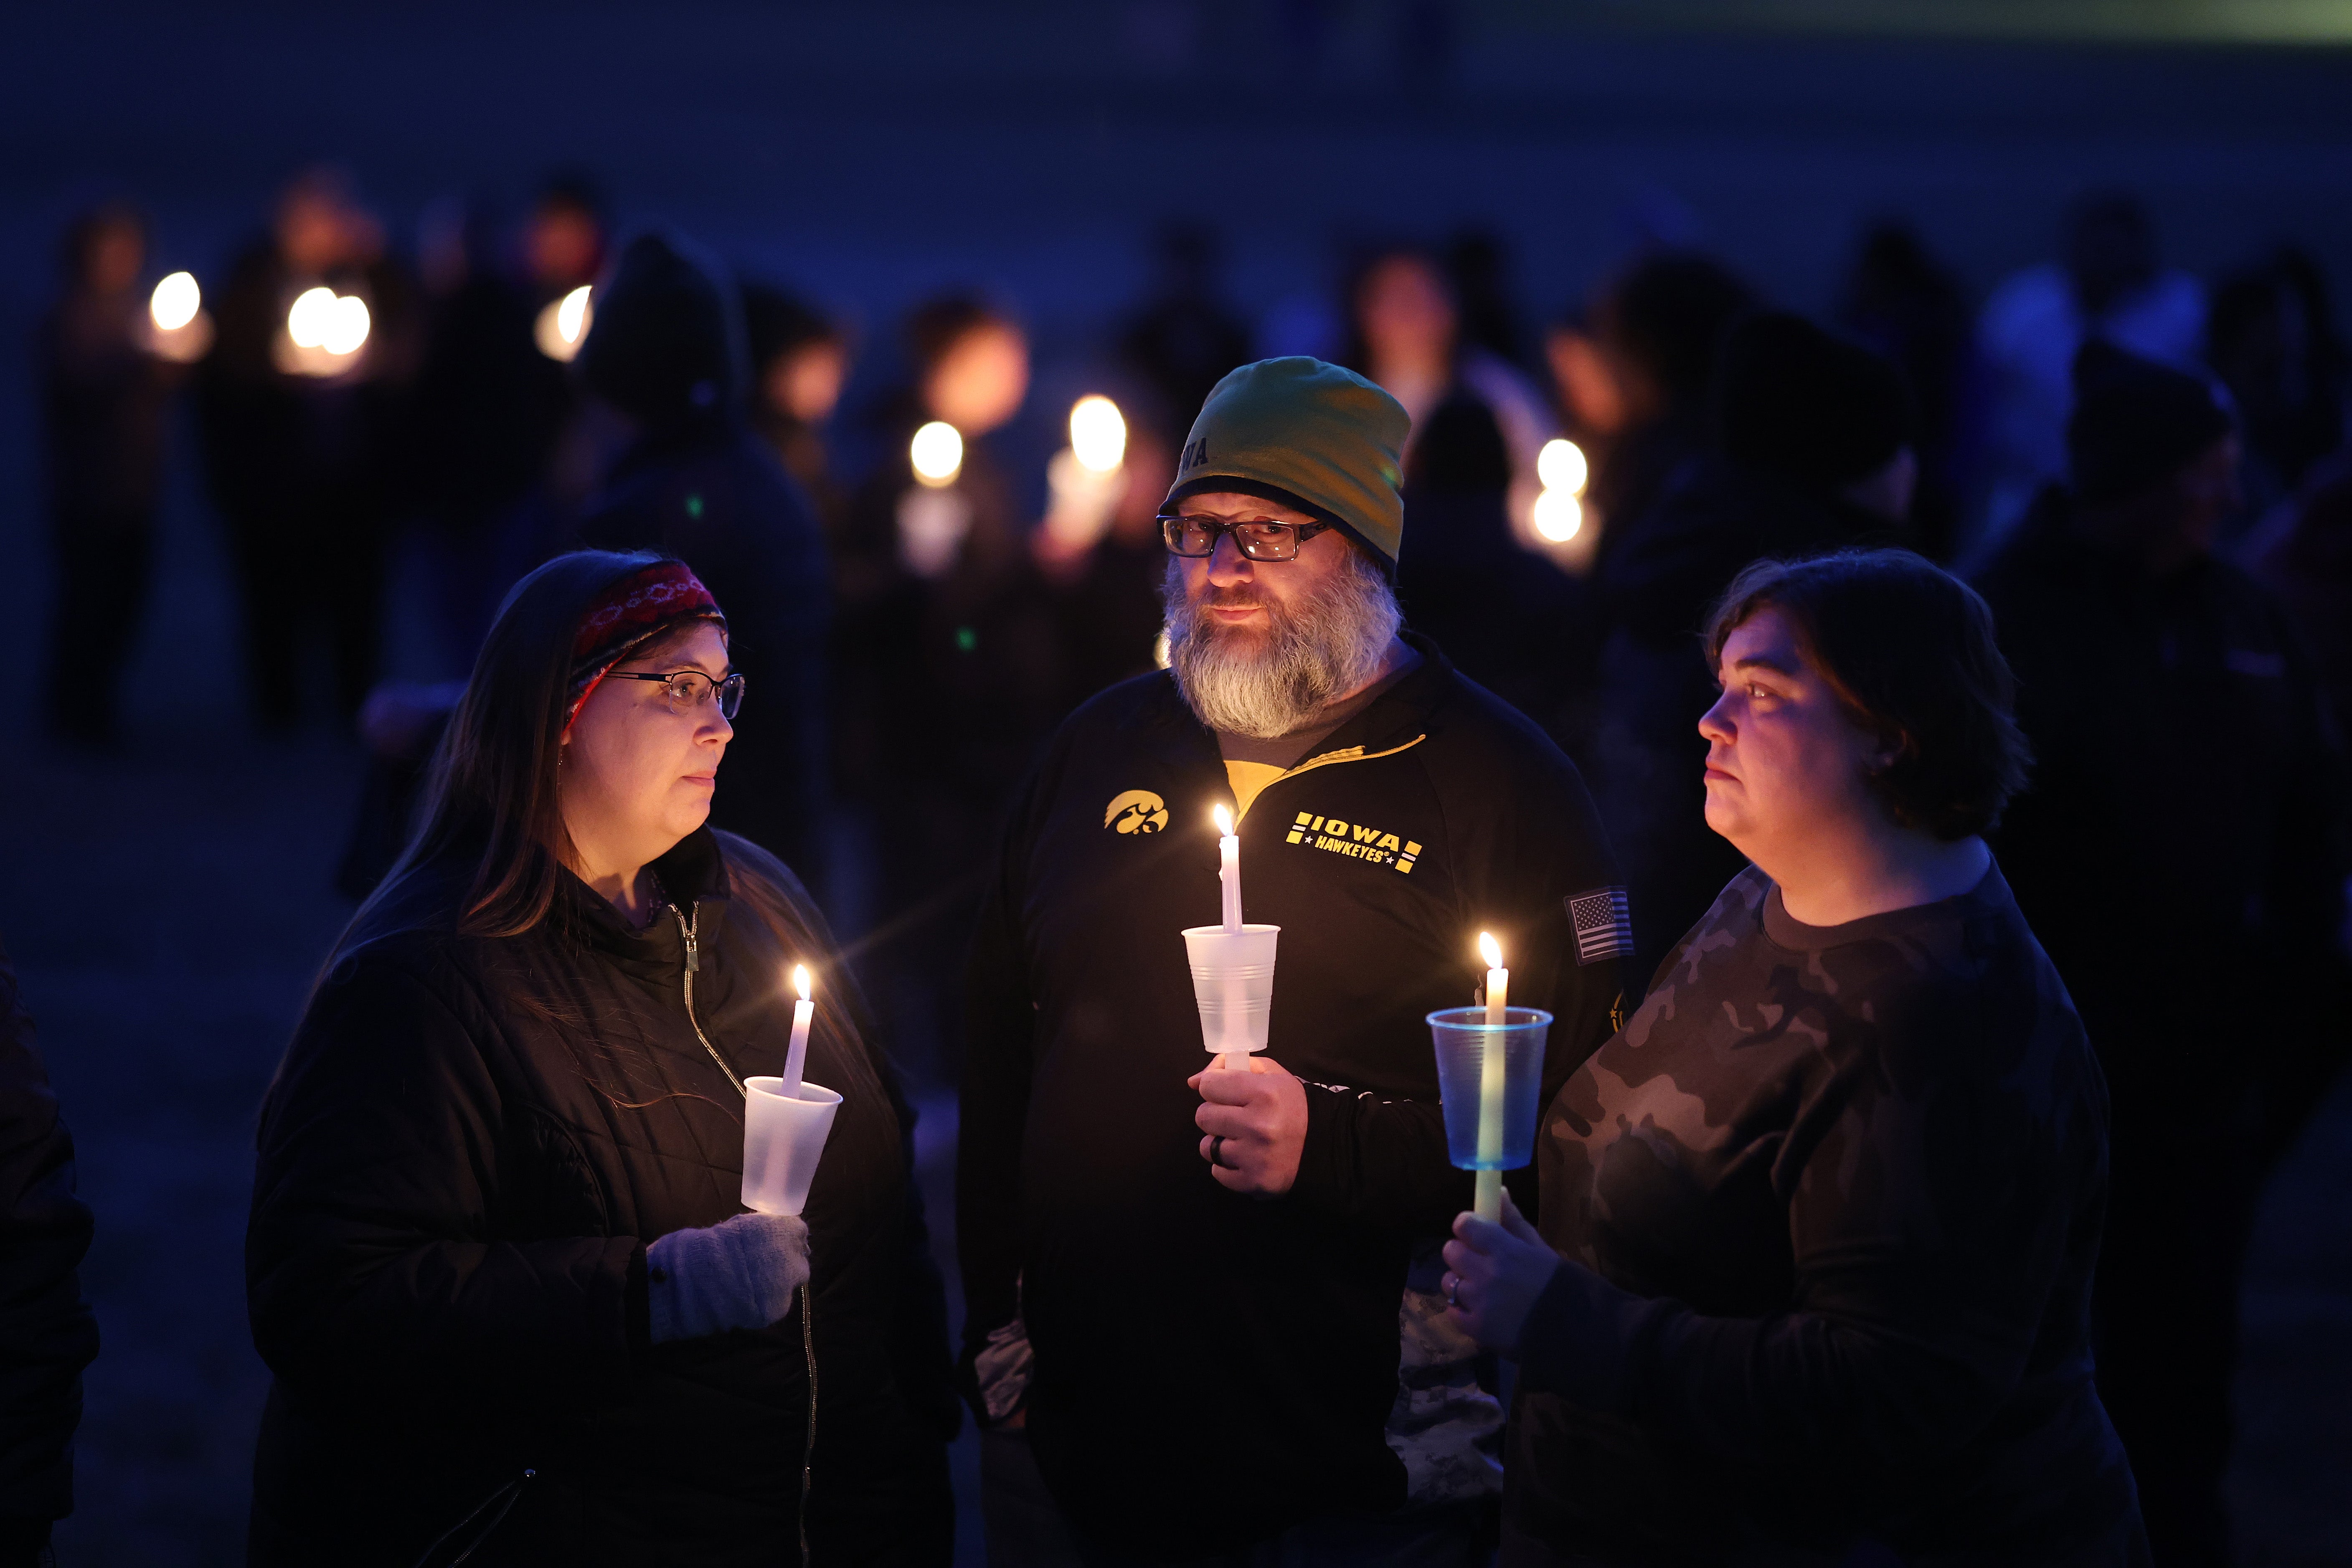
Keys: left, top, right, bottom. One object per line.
{"left": 1971, "top": 192, "right": 2206, "bottom": 568}
{"left": 193, "top": 167, "right": 416, "bottom": 730}
{"left": 38, "top": 203, "right": 181, "bottom": 747}
{"left": 1345, "top": 246, "right": 1578, "bottom": 731}
{"left": 1547, "top": 253, "right": 1754, "bottom": 591}
{"left": 1976, "top": 343, "right": 2352, "bottom": 1568}
{"left": 1587, "top": 312, "right": 1916, "bottom": 980}
{"left": 572, "top": 231, "right": 832, "bottom": 888}
{"left": 741, "top": 282, "right": 850, "bottom": 535}
{"left": 833, "top": 296, "right": 1055, "bottom": 1070}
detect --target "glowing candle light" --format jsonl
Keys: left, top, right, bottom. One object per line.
{"left": 1069, "top": 394, "right": 1127, "bottom": 473}
{"left": 287, "top": 286, "right": 337, "bottom": 350}
{"left": 1532, "top": 438, "right": 1589, "bottom": 543}
{"left": 534, "top": 284, "right": 594, "bottom": 362}
{"left": 910, "top": 420, "right": 964, "bottom": 486}
{"left": 782, "top": 964, "right": 815, "bottom": 1099}
{"left": 1536, "top": 437, "right": 1588, "bottom": 495}
{"left": 323, "top": 294, "right": 370, "bottom": 356}
{"left": 150, "top": 271, "right": 201, "bottom": 331}
{"left": 1475, "top": 931, "right": 1508, "bottom": 1222}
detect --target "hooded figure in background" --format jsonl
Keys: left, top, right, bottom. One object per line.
{"left": 573, "top": 231, "right": 833, "bottom": 892}
{"left": 1586, "top": 311, "right": 1916, "bottom": 978}
{"left": 1976, "top": 341, "right": 2352, "bottom": 1568}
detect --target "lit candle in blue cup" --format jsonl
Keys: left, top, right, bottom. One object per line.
{"left": 1429, "top": 987, "right": 1552, "bottom": 1224}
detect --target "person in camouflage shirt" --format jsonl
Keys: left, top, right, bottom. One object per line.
{"left": 1445, "top": 550, "right": 2148, "bottom": 1565}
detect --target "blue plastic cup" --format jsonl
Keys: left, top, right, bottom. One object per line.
{"left": 1427, "top": 1006, "right": 1553, "bottom": 1172}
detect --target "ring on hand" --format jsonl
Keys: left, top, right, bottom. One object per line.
{"left": 1444, "top": 1274, "right": 1460, "bottom": 1307}
{"left": 1208, "top": 1136, "right": 1228, "bottom": 1169}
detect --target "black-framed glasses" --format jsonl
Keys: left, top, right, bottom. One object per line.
{"left": 1158, "top": 514, "right": 1335, "bottom": 561}
{"left": 606, "top": 669, "right": 746, "bottom": 719}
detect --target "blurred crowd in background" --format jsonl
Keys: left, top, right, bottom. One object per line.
{"left": 40, "top": 167, "right": 2352, "bottom": 1011}
{"left": 28, "top": 157, "right": 2352, "bottom": 1564}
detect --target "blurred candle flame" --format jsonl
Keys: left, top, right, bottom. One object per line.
{"left": 323, "top": 294, "right": 370, "bottom": 356}
{"left": 1537, "top": 438, "right": 1588, "bottom": 495}
{"left": 1069, "top": 395, "right": 1127, "bottom": 473}
{"left": 287, "top": 286, "right": 337, "bottom": 349}
{"left": 1478, "top": 931, "right": 1502, "bottom": 970}
{"left": 1532, "top": 488, "right": 1583, "bottom": 543}
{"left": 1533, "top": 438, "right": 1588, "bottom": 543}
{"left": 792, "top": 963, "right": 812, "bottom": 1002}
{"left": 911, "top": 420, "right": 964, "bottom": 486}
{"left": 535, "top": 285, "right": 594, "bottom": 362}
{"left": 150, "top": 271, "right": 201, "bottom": 331}
{"left": 1212, "top": 803, "right": 1234, "bottom": 838}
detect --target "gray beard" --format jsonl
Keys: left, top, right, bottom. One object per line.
{"left": 1161, "top": 548, "right": 1403, "bottom": 740}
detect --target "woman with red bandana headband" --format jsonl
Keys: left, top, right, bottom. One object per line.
{"left": 247, "top": 551, "right": 956, "bottom": 1566}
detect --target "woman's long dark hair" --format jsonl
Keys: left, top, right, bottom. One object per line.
{"left": 344, "top": 548, "right": 672, "bottom": 956}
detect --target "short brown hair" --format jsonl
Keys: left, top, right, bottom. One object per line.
{"left": 1704, "top": 549, "right": 2032, "bottom": 840}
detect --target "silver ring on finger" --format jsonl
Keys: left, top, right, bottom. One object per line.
{"left": 1444, "top": 1274, "right": 1460, "bottom": 1307}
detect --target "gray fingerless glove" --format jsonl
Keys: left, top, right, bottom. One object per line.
{"left": 646, "top": 1211, "right": 811, "bottom": 1345}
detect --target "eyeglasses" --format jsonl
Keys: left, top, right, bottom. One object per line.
{"left": 606, "top": 669, "right": 746, "bottom": 719}
{"left": 1158, "top": 514, "right": 1335, "bottom": 561}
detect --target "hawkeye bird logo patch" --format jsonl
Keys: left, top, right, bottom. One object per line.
{"left": 1284, "top": 810, "right": 1421, "bottom": 874}
{"left": 1104, "top": 790, "right": 1170, "bottom": 835}
{"left": 1566, "top": 886, "right": 1634, "bottom": 965}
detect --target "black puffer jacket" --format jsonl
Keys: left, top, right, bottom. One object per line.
{"left": 246, "top": 829, "right": 955, "bottom": 1566}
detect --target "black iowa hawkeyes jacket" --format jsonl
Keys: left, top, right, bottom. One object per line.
{"left": 959, "top": 634, "right": 1626, "bottom": 1553}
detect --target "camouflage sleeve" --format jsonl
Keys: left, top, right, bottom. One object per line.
{"left": 1516, "top": 977, "right": 2081, "bottom": 1484}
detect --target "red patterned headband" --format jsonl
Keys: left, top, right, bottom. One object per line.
{"left": 564, "top": 561, "right": 726, "bottom": 731}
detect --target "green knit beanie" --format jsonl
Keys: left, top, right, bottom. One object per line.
{"left": 1164, "top": 357, "right": 1409, "bottom": 571}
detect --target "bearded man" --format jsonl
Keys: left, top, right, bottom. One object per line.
{"left": 959, "top": 358, "right": 1629, "bottom": 1565}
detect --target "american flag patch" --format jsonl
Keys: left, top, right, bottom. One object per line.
{"left": 1565, "top": 886, "right": 1634, "bottom": 965}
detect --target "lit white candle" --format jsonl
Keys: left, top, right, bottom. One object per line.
{"left": 782, "top": 964, "right": 814, "bottom": 1099}
{"left": 1213, "top": 804, "right": 1248, "bottom": 1072}
{"left": 1475, "top": 932, "right": 1508, "bottom": 1222}
{"left": 1213, "top": 803, "right": 1243, "bottom": 934}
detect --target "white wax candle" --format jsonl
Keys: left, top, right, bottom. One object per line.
{"left": 1214, "top": 803, "right": 1242, "bottom": 934}
{"left": 1475, "top": 933, "right": 1507, "bottom": 1222}
{"left": 782, "top": 964, "right": 814, "bottom": 1098}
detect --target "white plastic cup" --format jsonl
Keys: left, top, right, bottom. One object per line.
{"left": 741, "top": 1076, "right": 842, "bottom": 1216}
{"left": 1180, "top": 924, "right": 1281, "bottom": 1059}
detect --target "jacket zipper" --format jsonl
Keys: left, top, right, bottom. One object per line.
{"left": 410, "top": 1466, "right": 535, "bottom": 1568}
{"left": 1232, "top": 733, "right": 1427, "bottom": 825}
{"left": 667, "top": 899, "right": 815, "bottom": 1567}
{"left": 671, "top": 902, "right": 746, "bottom": 1096}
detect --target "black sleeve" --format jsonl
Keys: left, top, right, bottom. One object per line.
{"left": 1287, "top": 742, "right": 1626, "bottom": 1234}
{"left": 0, "top": 942, "right": 98, "bottom": 1529}
{"left": 955, "top": 774, "right": 1044, "bottom": 1400}
{"left": 246, "top": 959, "right": 642, "bottom": 1408}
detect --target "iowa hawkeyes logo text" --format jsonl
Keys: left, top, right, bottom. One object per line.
{"left": 1104, "top": 790, "right": 1171, "bottom": 835}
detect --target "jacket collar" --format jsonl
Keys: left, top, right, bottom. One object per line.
{"left": 563, "top": 826, "right": 732, "bottom": 976}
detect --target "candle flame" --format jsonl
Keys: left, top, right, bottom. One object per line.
{"left": 1069, "top": 394, "right": 1127, "bottom": 473}
{"left": 1212, "top": 803, "right": 1234, "bottom": 837}
{"left": 150, "top": 271, "right": 201, "bottom": 331}
{"left": 910, "top": 420, "right": 964, "bottom": 486}
{"left": 792, "top": 964, "right": 812, "bottom": 1002}
{"left": 1478, "top": 931, "right": 1502, "bottom": 969}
